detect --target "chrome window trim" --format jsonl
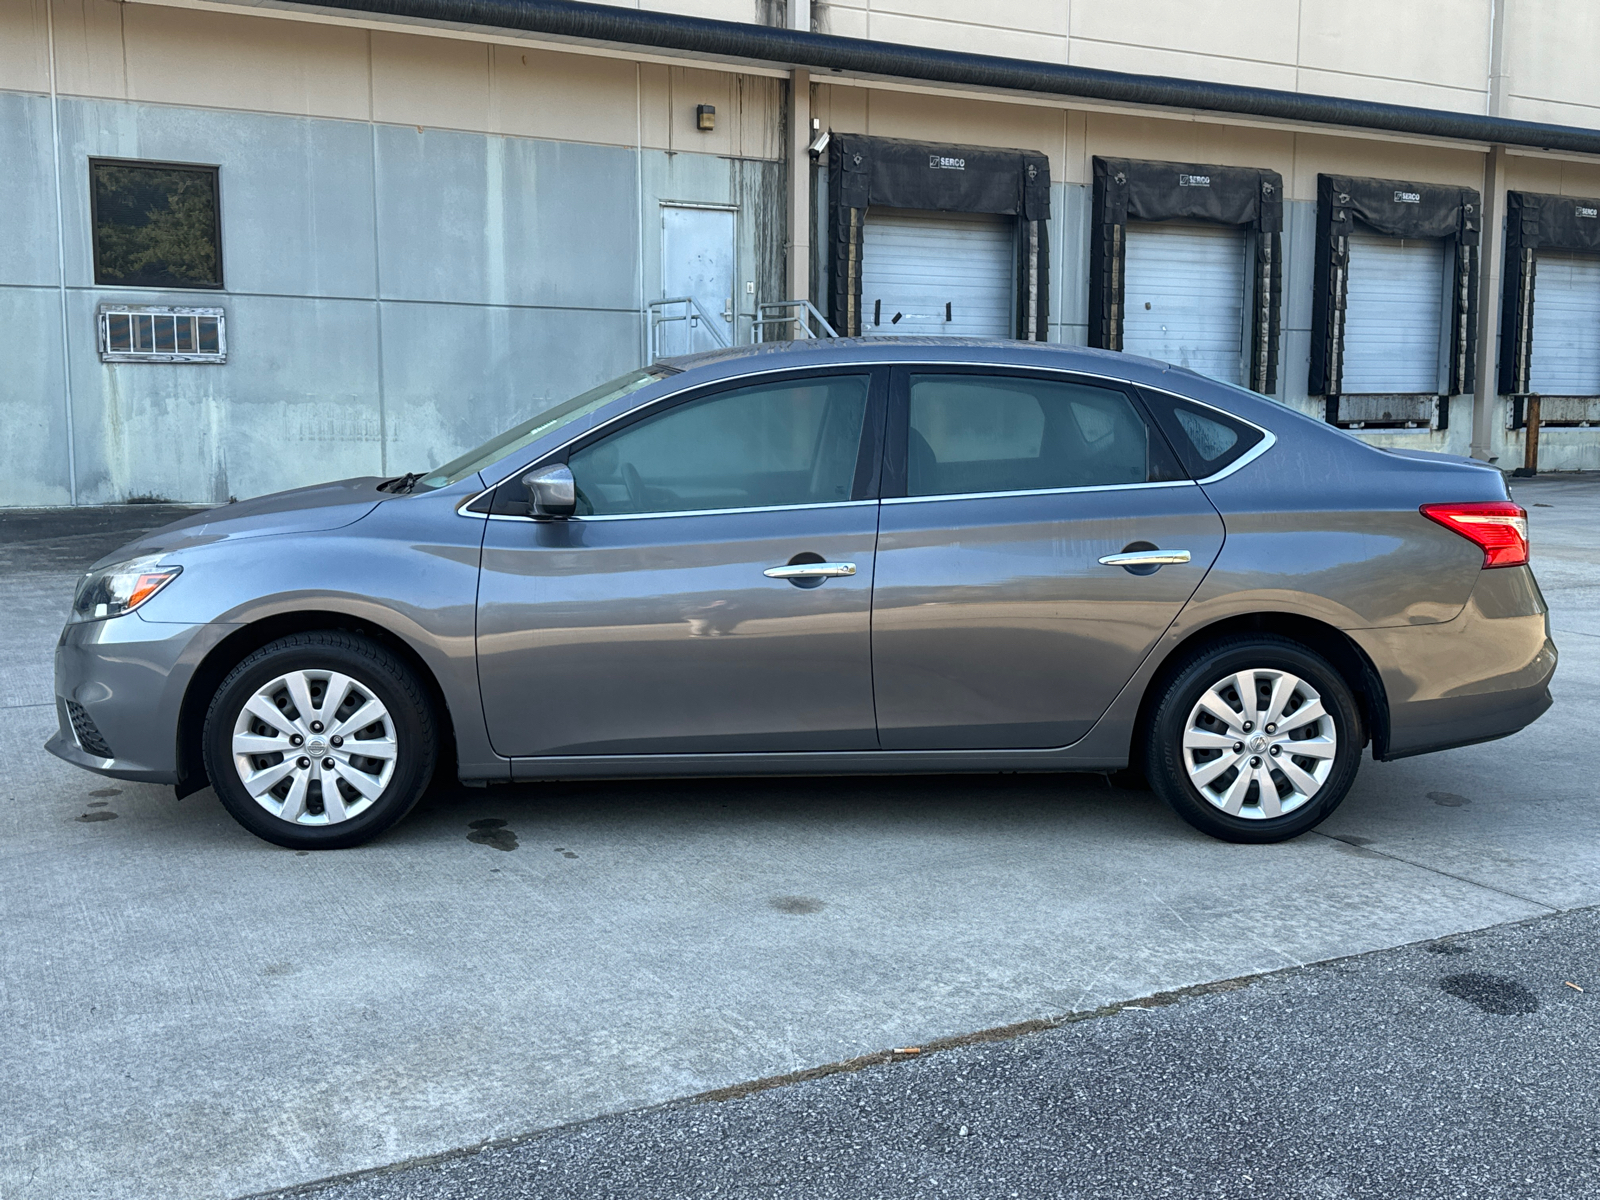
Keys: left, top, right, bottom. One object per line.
{"left": 883, "top": 479, "right": 1197, "bottom": 506}
{"left": 479, "top": 498, "right": 880, "bottom": 524}
{"left": 456, "top": 359, "right": 1279, "bottom": 516}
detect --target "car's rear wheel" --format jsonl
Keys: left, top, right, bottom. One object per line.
{"left": 1143, "top": 635, "right": 1363, "bottom": 843}
{"left": 202, "top": 632, "right": 437, "bottom": 849}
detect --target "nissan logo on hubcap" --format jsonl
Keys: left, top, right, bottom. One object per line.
{"left": 306, "top": 738, "right": 329, "bottom": 758}
{"left": 1248, "top": 735, "right": 1268, "bottom": 753}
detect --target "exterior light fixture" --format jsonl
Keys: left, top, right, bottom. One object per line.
{"left": 696, "top": 104, "right": 716, "bottom": 131}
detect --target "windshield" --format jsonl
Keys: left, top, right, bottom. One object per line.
{"left": 418, "top": 367, "right": 672, "bottom": 489}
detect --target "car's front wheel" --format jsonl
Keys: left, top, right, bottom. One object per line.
{"left": 1143, "top": 635, "right": 1364, "bottom": 843}
{"left": 202, "top": 631, "right": 438, "bottom": 849}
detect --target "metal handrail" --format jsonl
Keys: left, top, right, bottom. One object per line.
{"left": 752, "top": 299, "right": 838, "bottom": 343}
{"left": 648, "top": 296, "right": 730, "bottom": 361}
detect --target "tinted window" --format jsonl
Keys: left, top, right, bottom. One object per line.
{"left": 905, "top": 374, "right": 1183, "bottom": 497}
{"left": 1138, "top": 388, "right": 1266, "bottom": 479}
{"left": 569, "top": 375, "right": 870, "bottom": 516}
{"left": 91, "top": 160, "right": 222, "bottom": 289}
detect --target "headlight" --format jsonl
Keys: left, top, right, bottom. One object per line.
{"left": 70, "top": 556, "right": 182, "bottom": 622}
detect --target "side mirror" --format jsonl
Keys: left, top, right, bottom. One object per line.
{"left": 522, "top": 463, "right": 576, "bottom": 520}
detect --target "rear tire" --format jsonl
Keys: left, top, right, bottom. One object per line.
{"left": 202, "top": 632, "right": 437, "bottom": 850}
{"left": 1142, "top": 635, "right": 1363, "bottom": 843}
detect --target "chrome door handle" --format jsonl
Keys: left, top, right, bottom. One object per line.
{"left": 1098, "top": 550, "right": 1191, "bottom": 567}
{"left": 763, "top": 562, "right": 857, "bottom": 579}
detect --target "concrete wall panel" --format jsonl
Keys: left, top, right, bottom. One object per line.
{"left": 122, "top": 3, "right": 371, "bottom": 120}
{"left": 372, "top": 32, "right": 490, "bottom": 134}
{"left": 44, "top": 0, "right": 126, "bottom": 101}
{"left": 1072, "top": 0, "right": 1298, "bottom": 69}
{"left": 0, "top": 90, "right": 60, "bottom": 288}
{"left": 375, "top": 127, "right": 641, "bottom": 310}
{"left": 65, "top": 291, "right": 385, "bottom": 504}
{"left": 0, "top": 286, "right": 72, "bottom": 505}
{"left": 58, "top": 98, "right": 379, "bottom": 298}
{"left": 0, "top": 0, "right": 50, "bottom": 94}
{"left": 1286, "top": 135, "right": 1484, "bottom": 203}
{"left": 1296, "top": 0, "right": 1492, "bottom": 99}
{"left": 1069, "top": 40, "right": 1298, "bottom": 93}
{"left": 378, "top": 301, "right": 642, "bottom": 481}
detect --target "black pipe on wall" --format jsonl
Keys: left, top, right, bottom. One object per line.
{"left": 291, "top": 0, "right": 1600, "bottom": 155}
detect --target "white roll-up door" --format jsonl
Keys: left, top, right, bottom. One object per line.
{"left": 861, "top": 208, "right": 1014, "bottom": 337}
{"left": 1341, "top": 230, "right": 1444, "bottom": 394}
{"left": 1530, "top": 250, "right": 1600, "bottom": 395}
{"left": 1122, "top": 221, "right": 1247, "bottom": 385}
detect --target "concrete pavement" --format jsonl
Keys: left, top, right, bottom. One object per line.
{"left": 0, "top": 476, "right": 1595, "bottom": 1199}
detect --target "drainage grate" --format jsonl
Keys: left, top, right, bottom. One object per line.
{"left": 65, "top": 700, "right": 113, "bottom": 759}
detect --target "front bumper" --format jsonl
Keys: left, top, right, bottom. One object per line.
{"left": 45, "top": 614, "right": 226, "bottom": 784}
{"left": 1351, "top": 565, "right": 1558, "bottom": 760}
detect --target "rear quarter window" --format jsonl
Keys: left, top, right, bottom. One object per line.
{"left": 1139, "top": 388, "right": 1267, "bottom": 479}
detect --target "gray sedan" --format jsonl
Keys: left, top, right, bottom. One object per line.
{"left": 47, "top": 340, "right": 1556, "bottom": 848}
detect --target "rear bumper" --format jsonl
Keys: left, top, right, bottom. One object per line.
{"left": 45, "top": 614, "right": 223, "bottom": 785}
{"left": 1351, "top": 565, "right": 1557, "bottom": 761}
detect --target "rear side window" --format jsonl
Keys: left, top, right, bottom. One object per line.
{"left": 1139, "top": 389, "right": 1266, "bottom": 479}
{"left": 905, "top": 374, "right": 1184, "bottom": 497}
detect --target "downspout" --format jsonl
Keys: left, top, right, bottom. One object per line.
{"left": 46, "top": 1, "right": 79, "bottom": 504}
{"left": 274, "top": 0, "right": 1600, "bottom": 157}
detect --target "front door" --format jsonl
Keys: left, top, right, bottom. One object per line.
{"left": 871, "top": 368, "right": 1226, "bottom": 750}
{"left": 660, "top": 205, "right": 736, "bottom": 355}
{"left": 476, "top": 369, "right": 886, "bottom": 757}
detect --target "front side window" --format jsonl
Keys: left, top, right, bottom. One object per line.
{"left": 91, "top": 160, "right": 222, "bottom": 289}
{"left": 905, "top": 374, "right": 1183, "bottom": 497}
{"left": 569, "top": 375, "right": 871, "bottom": 516}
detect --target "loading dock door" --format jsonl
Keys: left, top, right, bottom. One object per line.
{"left": 1529, "top": 251, "right": 1600, "bottom": 395}
{"left": 1122, "top": 221, "right": 1247, "bottom": 385}
{"left": 861, "top": 208, "right": 1014, "bottom": 337}
{"left": 1341, "top": 230, "right": 1444, "bottom": 394}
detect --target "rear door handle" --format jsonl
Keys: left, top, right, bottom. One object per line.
{"left": 1098, "top": 550, "right": 1192, "bottom": 567}
{"left": 763, "top": 562, "right": 857, "bottom": 579}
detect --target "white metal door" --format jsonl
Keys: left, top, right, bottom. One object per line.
{"left": 861, "top": 208, "right": 1013, "bottom": 337}
{"left": 1530, "top": 250, "right": 1600, "bottom": 395}
{"left": 661, "top": 205, "right": 736, "bottom": 356}
{"left": 1341, "top": 230, "right": 1445, "bottom": 394}
{"left": 1123, "top": 221, "right": 1247, "bottom": 385}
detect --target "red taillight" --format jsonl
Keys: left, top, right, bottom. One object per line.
{"left": 1420, "top": 501, "right": 1529, "bottom": 568}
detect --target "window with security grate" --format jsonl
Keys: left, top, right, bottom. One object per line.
{"left": 97, "top": 305, "right": 226, "bottom": 364}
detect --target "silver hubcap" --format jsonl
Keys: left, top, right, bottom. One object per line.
{"left": 230, "top": 669, "right": 397, "bottom": 825}
{"left": 1181, "top": 667, "right": 1337, "bottom": 820}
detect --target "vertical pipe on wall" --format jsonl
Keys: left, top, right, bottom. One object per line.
{"left": 46, "top": 0, "right": 79, "bottom": 504}
{"left": 787, "top": 69, "right": 810, "bottom": 310}
{"left": 367, "top": 34, "right": 390, "bottom": 476}
{"left": 1471, "top": 145, "right": 1508, "bottom": 461}
{"left": 636, "top": 62, "right": 648, "bottom": 363}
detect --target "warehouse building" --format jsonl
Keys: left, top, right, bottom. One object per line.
{"left": 3, "top": 0, "right": 1600, "bottom": 507}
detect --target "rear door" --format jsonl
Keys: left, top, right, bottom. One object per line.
{"left": 870, "top": 368, "right": 1225, "bottom": 750}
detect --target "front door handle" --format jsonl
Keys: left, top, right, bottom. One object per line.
{"left": 763, "top": 562, "right": 857, "bottom": 579}
{"left": 1098, "top": 549, "right": 1192, "bottom": 567}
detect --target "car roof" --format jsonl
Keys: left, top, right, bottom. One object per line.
{"left": 660, "top": 336, "right": 1192, "bottom": 391}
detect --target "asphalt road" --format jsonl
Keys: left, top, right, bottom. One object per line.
{"left": 274, "top": 907, "right": 1600, "bottom": 1200}
{"left": 1, "top": 474, "right": 1596, "bottom": 1200}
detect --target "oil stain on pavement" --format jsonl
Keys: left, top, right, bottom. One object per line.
{"left": 1440, "top": 972, "right": 1539, "bottom": 1015}
{"left": 770, "top": 896, "right": 826, "bottom": 915}
{"left": 467, "top": 819, "right": 518, "bottom": 852}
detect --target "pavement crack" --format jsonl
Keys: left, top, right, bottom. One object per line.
{"left": 1310, "top": 831, "right": 1562, "bottom": 914}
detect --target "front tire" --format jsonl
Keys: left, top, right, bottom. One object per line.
{"left": 1143, "top": 635, "right": 1364, "bottom": 843}
{"left": 202, "top": 632, "right": 438, "bottom": 849}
